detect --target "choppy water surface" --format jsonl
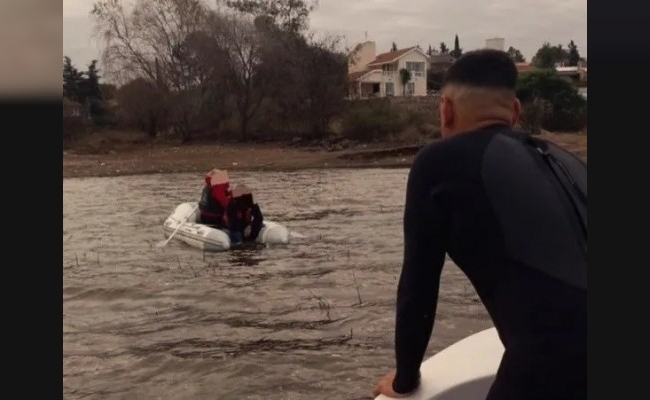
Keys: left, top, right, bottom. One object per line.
{"left": 63, "top": 169, "right": 491, "bottom": 400}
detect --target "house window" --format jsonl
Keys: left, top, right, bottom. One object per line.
{"left": 385, "top": 82, "right": 394, "bottom": 96}
{"left": 406, "top": 82, "right": 415, "bottom": 96}
{"left": 406, "top": 61, "right": 425, "bottom": 77}
{"left": 382, "top": 63, "right": 397, "bottom": 75}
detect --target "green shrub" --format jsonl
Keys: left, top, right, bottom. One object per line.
{"left": 517, "top": 69, "right": 587, "bottom": 132}
{"left": 341, "top": 100, "right": 408, "bottom": 141}
{"left": 404, "top": 109, "right": 440, "bottom": 138}
{"left": 63, "top": 116, "right": 89, "bottom": 144}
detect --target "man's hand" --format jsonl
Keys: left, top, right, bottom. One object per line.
{"left": 372, "top": 371, "right": 414, "bottom": 398}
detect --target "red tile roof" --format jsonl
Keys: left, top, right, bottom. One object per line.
{"left": 348, "top": 70, "right": 370, "bottom": 82}
{"left": 367, "top": 46, "right": 418, "bottom": 67}
{"left": 516, "top": 63, "right": 535, "bottom": 72}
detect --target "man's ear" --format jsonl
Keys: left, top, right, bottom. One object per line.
{"left": 440, "top": 96, "right": 454, "bottom": 128}
{"left": 512, "top": 98, "right": 522, "bottom": 126}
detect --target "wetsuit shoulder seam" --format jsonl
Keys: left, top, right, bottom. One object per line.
{"left": 478, "top": 134, "right": 509, "bottom": 257}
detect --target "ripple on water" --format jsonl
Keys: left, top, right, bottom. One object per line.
{"left": 63, "top": 169, "right": 492, "bottom": 399}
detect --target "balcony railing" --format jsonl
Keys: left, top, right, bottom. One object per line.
{"left": 381, "top": 70, "right": 424, "bottom": 79}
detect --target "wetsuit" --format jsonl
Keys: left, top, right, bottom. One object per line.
{"left": 393, "top": 124, "right": 587, "bottom": 400}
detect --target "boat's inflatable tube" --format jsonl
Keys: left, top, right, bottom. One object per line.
{"left": 162, "top": 202, "right": 290, "bottom": 251}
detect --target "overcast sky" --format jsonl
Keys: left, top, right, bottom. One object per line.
{"left": 63, "top": 0, "right": 587, "bottom": 71}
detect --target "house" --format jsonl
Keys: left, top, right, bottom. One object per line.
{"left": 348, "top": 41, "right": 429, "bottom": 98}
{"left": 555, "top": 66, "right": 587, "bottom": 81}
{"left": 578, "top": 66, "right": 587, "bottom": 81}
{"left": 63, "top": 97, "right": 89, "bottom": 142}
{"left": 515, "top": 62, "right": 587, "bottom": 82}
{"left": 63, "top": 97, "right": 84, "bottom": 117}
{"left": 485, "top": 38, "right": 505, "bottom": 51}
{"left": 515, "top": 62, "right": 535, "bottom": 73}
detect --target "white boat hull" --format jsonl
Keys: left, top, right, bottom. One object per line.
{"left": 162, "top": 202, "right": 290, "bottom": 251}
{"left": 376, "top": 327, "right": 504, "bottom": 400}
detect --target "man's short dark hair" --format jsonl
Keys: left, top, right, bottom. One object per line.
{"left": 442, "top": 49, "right": 518, "bottom": 91}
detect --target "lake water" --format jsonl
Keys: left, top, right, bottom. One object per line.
{"left": 63, "top": 169, "right": 491, "bottom": 400}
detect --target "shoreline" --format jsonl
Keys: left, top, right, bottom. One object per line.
{"left": 63, "top": 131, "right": 586, "bottom": 179}
{"left": 62, "top": 144, "right": 420, "bottom": 179}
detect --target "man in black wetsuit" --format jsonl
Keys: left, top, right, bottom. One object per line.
{"left": 373, "top": 49, "right": 587, "bottom": 400}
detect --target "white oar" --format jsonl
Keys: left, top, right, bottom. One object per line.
{"left": 156, "top": 204, "right": 199, "bottom": 248}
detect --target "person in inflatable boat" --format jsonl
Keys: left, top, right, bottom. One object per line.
{"left": 226, "top": 184, "right": 264, "bottom": 245}
{"left": 198, "top": 169, "right": 231, "bottom": 228}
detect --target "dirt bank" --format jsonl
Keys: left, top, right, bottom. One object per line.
{"left": 62, "top": 130, "right": 587, "bottom": 179}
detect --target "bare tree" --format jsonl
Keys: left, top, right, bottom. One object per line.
{"left": 288, "top": 34, "right": 347, "bottom": 136}
{"left": 181, "top": 15, "right": 233, "bottom": 133}
{"left": 304, "top": 35, "right": 348, "bottom": 136}
{"left": 115, "top": 77, "right": 167, "bottom": 137}
{"left": 92, "top": 0, "right": 209, "bottom": 87}
{"left": 254, "top": 30, "right": 346, "bottom": 137}
{"left": 216, "top": 12, "right": 267, "bottom": 139}
{"left": 93, "top": 0, "right": 347, "bottom": 141}
{"left": 222, "top": 0, "right": 317, "bottom": 33}
{"left": 91, "top": 0, "right": 212, "bottom": 140}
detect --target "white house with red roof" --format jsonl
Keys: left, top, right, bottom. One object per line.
{"left": 348, "top": 41, "right": 429, "bottom": 98}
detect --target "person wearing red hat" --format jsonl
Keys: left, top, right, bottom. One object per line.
{"left": 198, "top": 169, "right": 231, "bottom": 229}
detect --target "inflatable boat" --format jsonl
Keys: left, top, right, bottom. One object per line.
{"left": 162, "top": 202, "right": 291, "bottom": 251}
{"left": 375, "top": 327, "right": 504, "bottom": 400}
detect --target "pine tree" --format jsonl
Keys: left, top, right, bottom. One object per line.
{"left": 507, "top": 46, "right": 526, "bottom": 63}
{"left": 63, "top": 56, "right": 83, "bottom": 101}
{"left": 567, "top": 40, "right": 580, "bottom": 66}
{"left": 450, "top": 34, "right": 463, "bottom": 58}
{"left": 82, "top": 60, "right": 105, "bottom": 120}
